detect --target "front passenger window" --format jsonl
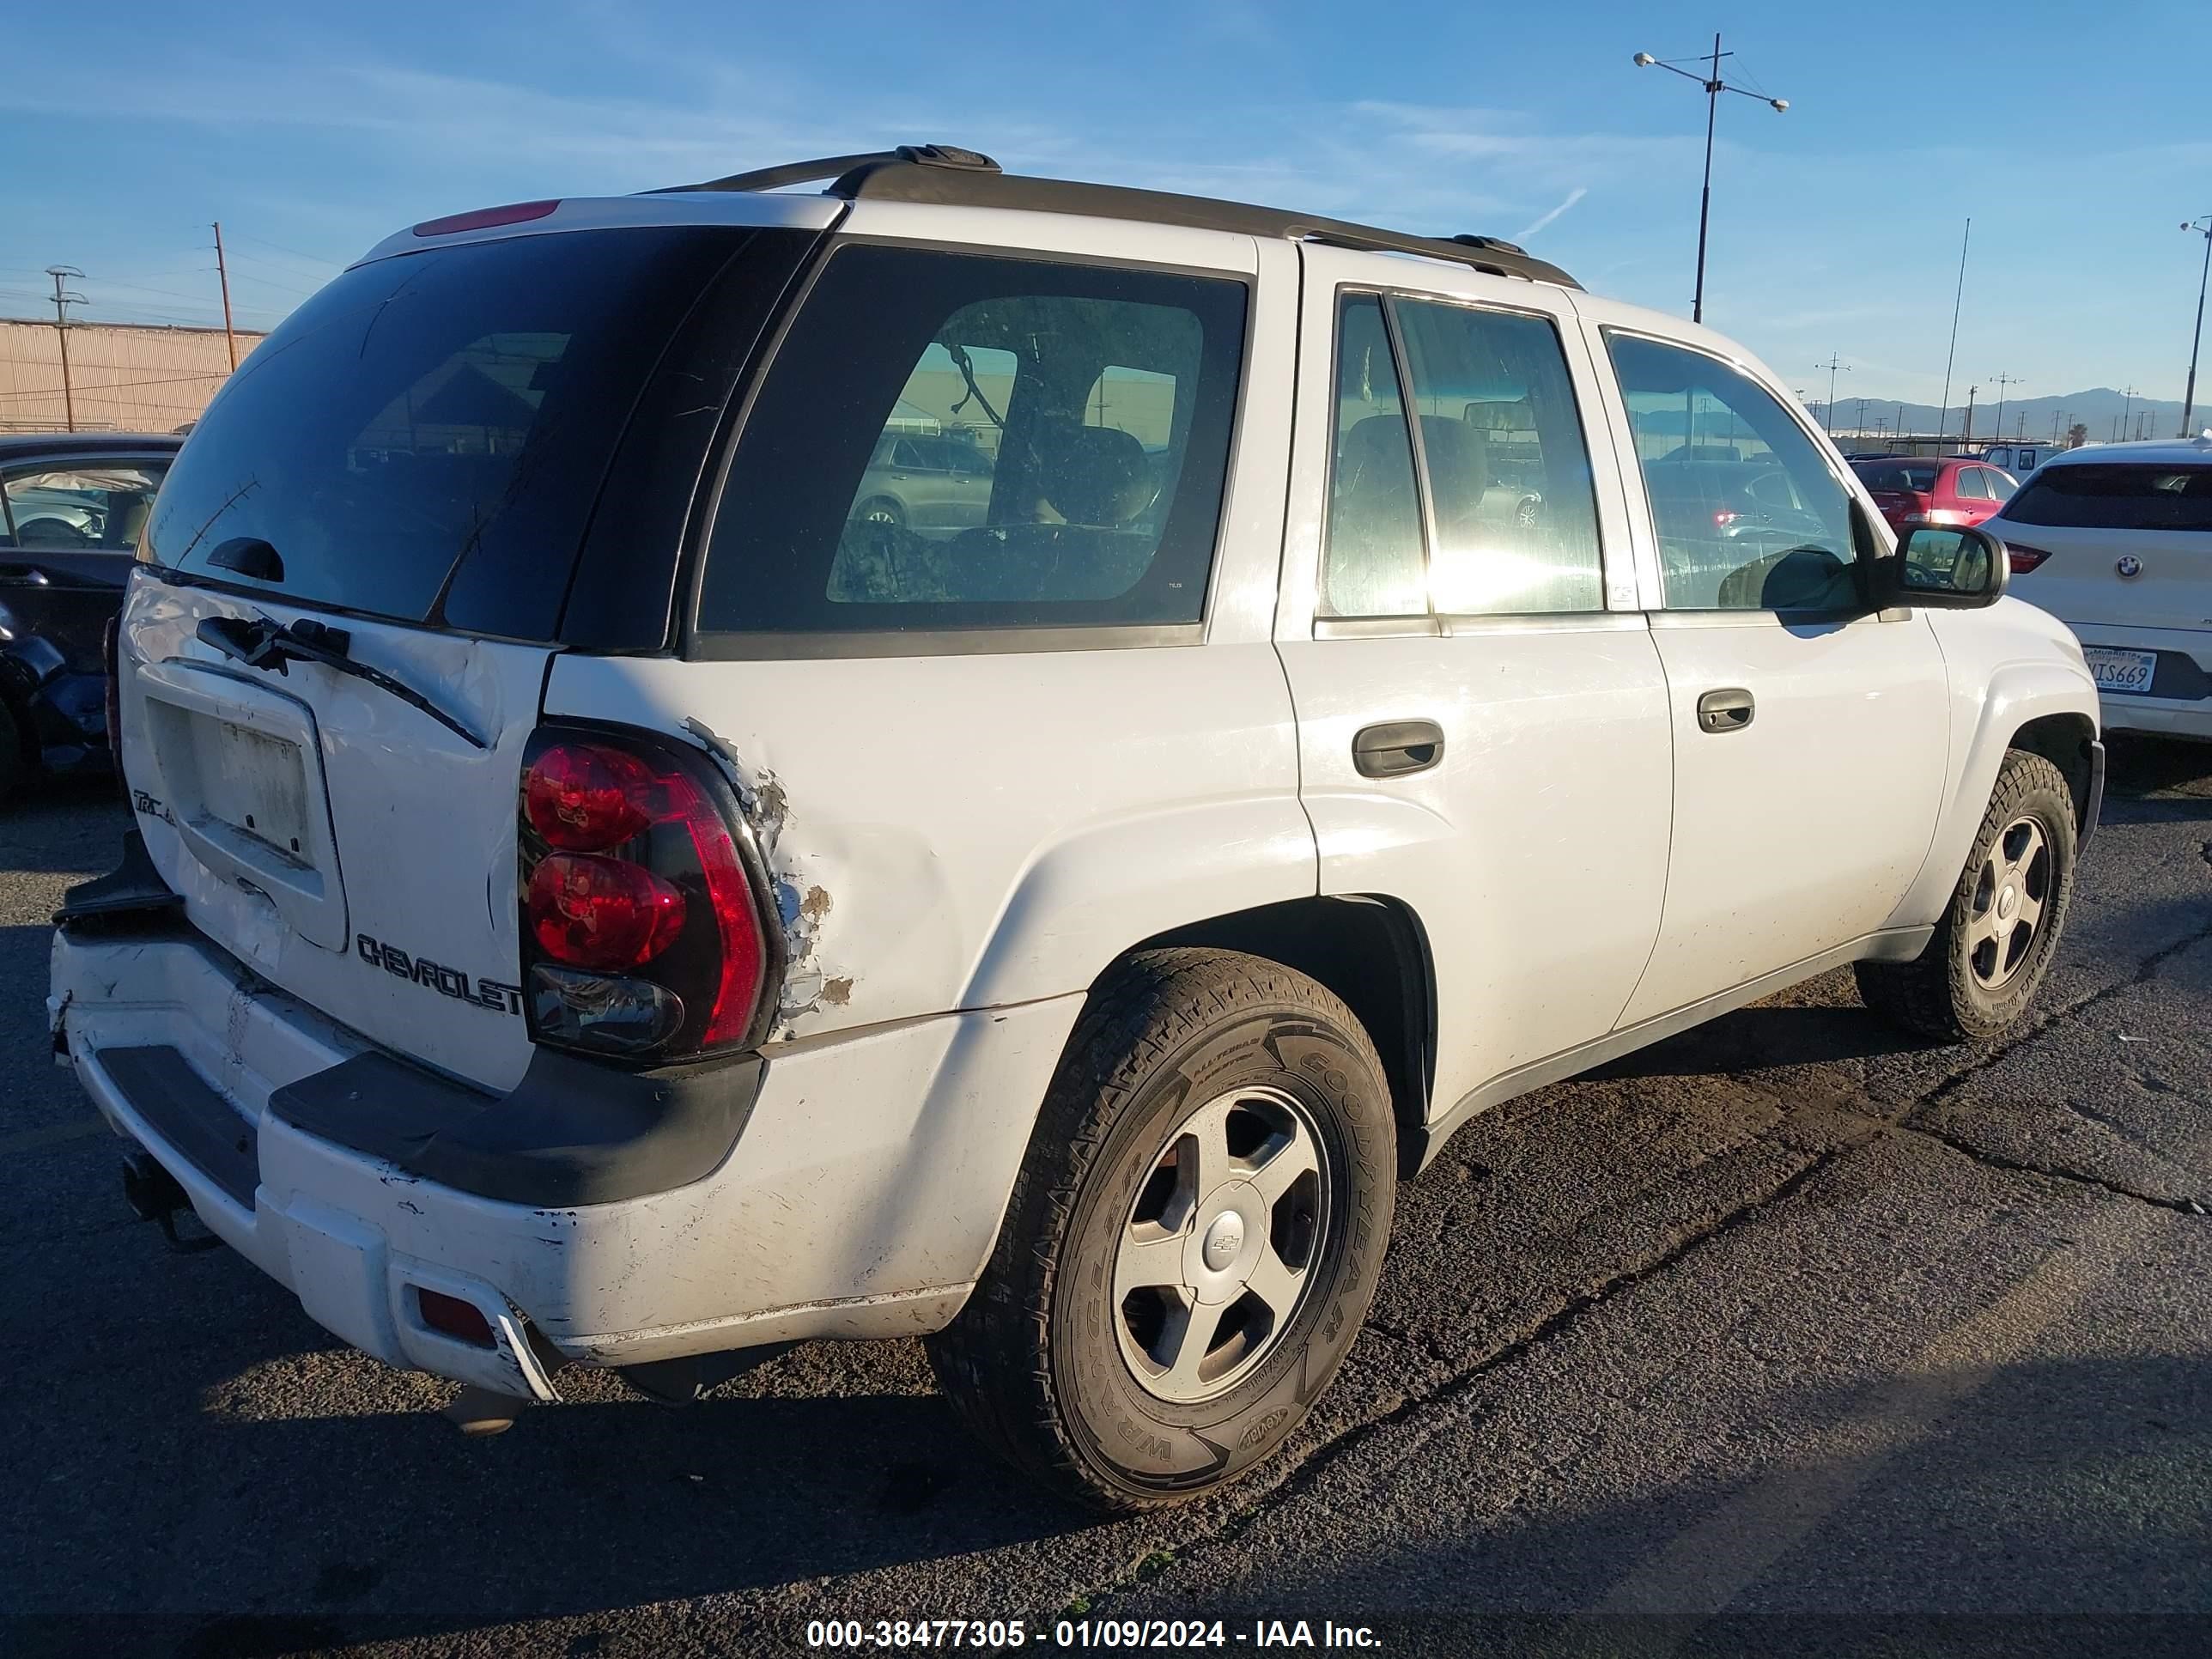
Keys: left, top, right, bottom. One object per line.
{"left": 1607, "top": 333, "right": 1860, "bottom": 612}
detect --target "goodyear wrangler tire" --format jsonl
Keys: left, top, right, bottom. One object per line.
{"left": 927, "top": 948, "right": 1395, "bottom": 1510}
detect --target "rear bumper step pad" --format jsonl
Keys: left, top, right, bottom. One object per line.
{"left": 92, "top": 1046, "right": 258, "bottom": 1209}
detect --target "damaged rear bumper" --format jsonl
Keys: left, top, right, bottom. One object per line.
{"left": 49, "top": 902, "right": 1085, "bottom": 1394}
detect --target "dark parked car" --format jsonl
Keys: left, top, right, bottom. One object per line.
{"left": 0, "top": 433, "right": 180, "bottom": 799}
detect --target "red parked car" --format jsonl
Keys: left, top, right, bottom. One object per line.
{"left": 1850, "top": 455, "right": 2018, "bottom": 532}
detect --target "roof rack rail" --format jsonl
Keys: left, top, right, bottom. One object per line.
{"left": 655, "top": 144, "right": 1000, "bottom": 196}
{"left": 651, "top": 145, "right": 1579, "bottom": 289}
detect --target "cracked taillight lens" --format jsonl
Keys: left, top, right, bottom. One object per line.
{"left": 517, "top": 730, "right": 771, "bottom": 1060}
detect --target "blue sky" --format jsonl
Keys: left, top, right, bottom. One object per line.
{"left": 5, "top": 1, "right": 2209, "bottom": 406}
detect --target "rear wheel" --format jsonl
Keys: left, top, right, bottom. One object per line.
{"left": 927, "top": 948, "right": 1395, "bottom": 1510}
{"left": 854, "top": 496, "right": 904, "bottom": 527}
{"left": 1856, "top": 747, "right": 2078, "bottom": 1042}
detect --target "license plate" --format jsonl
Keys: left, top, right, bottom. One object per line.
{"left": 2084, "top": 647, "right": 2157, "bottom": 695}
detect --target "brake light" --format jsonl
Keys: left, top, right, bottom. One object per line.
{"left": 2007, "top": 544, "right": 2052, "bottom": 574}
{"left": 1713, "top": 509, "right": 1740, "bottom": 526}
{"left": 527, "top": 854, "right": 685, "bottom": 969}
{"left": 412, "top": 199, "right": 561, "bottom": 237}
{"left": 517, "top": 730, "right": 774, "bottom": 1060}
{"left": 524, "top": 742, "right": 654, "bottom": 850}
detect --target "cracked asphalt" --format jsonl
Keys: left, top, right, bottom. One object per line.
{"left": 3, "top": 739, "right": 2209, "bottom": 1657}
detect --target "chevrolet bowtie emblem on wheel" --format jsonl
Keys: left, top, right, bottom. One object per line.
{"left": 2117, "top": 555, "right": 2144, "bottom": 578}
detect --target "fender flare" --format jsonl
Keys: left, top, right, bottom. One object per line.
{"left": 1890, "top": 657, "right": 2099, "bottom": 928}
{"left": 959, "top": 794, "right": 1318, "bottom": 1010}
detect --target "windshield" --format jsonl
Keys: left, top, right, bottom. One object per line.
{"left": 2002, "top": 463, "right": 2212, "bottom": 532}
{"left": 142, "top": 227, "right": 756, "bottom": 640}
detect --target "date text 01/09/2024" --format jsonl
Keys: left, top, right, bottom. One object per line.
{"left": 802, "top": 1619, "right": 1382, "bottom": 1649}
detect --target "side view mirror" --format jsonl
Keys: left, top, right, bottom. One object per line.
{"left": 1877, "top": 523, "right": 2009, "bottom": 610}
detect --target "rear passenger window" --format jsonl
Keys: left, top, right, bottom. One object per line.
{"left": 1394, "top": 299, "right": 1603, "bottom": 615}
{"left": 1321, "top": 296, "right": 1426, "bottom": 618}
{"left": 698, "top": 246, "right": 1247, "bottom": 638}
{"left": 1955, "top": 467, "right": 1990, "bottom": 500}
{"left": 1607, "top": 332, "right": 1861, "bottom": 612}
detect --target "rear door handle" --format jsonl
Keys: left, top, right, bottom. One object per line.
{"left": 1697, "top": 688, "right": 1755, "bottom": 733}
{"left": 1352, "top": 719, "right": 1445, "bottom": 778}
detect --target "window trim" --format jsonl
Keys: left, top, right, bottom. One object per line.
{"left": 1599, "top": 324, "right": 1877, "bottom": 621}
{"left": 679, "top": 232, "right": 1259, "bottom": 660}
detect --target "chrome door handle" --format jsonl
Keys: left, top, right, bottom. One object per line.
{"left": 1697, "top": 688, "right": 1755, "bottom": 733}
{"left": 1352, "top": 720, "right": 1445, "bottom": 778}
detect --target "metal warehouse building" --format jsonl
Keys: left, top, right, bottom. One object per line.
{"left": 0, "top": 319, "right": 268, "bottom": 435}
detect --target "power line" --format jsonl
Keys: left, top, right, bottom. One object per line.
{"left": 227, "top": 231, "right": 343, "bottom": 271}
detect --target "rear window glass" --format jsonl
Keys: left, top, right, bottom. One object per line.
{"left": 698, "top": 245, "right": 1247, "bottom": 638}
{"left": 1853, "top": 461, "right": 1938, "bottom": 492}
{"left": 143, "top": 227, "right": 755, "bottom": 640}
{"left": 2002, "top": 464, "right": 2212, "bottom": 532}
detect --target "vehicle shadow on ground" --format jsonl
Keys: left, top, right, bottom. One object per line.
{"left": 4, "top": 1242, "right": 1092, "bottom": 1655}
{"left": 2104, "top": 735, "right": 2212, "bottom": 806}
{"left": 0, "top": 774, "right": 129, "bottom": 876}
{"left": 1129, "top": 1350, "right": 2212, "bottom": 1656}
{"left": 1585, "top": 996, "right": 1937, "bottom": 1085}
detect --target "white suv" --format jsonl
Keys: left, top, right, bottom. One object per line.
{"left": 1995, "top": 432, "right": 2212, "bottom": 740}
{"left": 50, "top": 146, "right": 2102, "bottom": 1510}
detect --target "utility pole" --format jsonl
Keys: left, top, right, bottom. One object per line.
{"left": 1632, "top": 36, "right": 1789, "bottom": 325}
{"left": 1963, "top": 384, "right": 1978, "bottom": 447}
{"left": 1854, "top": 394, "right": 1868, "bottom": 436}
{"left": 1816, "top": 353, "right": 1849, "bottom": 437}
{"left": 1938, "top": 217, "right": 1971, "bottom": 445}
{"left": 213, "top": 222, "right": 238, "bottom": 372}
{"left": 45, "top": 266, "right": 86, "bottom": 433}
{"left": 1989, "top": 371, "right": 2021, "bottom": 445}
{"left": 2119, "top": 384, "right": 2138, "bottom": 442}
{"left": 2181, "top": 215, "right": 2211, "bottom": 435}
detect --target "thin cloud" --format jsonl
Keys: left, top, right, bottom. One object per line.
{"left": 1514, "top": 187, "right": 1587, "bottom": 242}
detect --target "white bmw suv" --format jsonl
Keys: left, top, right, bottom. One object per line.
{"left": 1995, "top": 432, "right": 2212, "bottom": 740}
{"left": 50, "top": 145, "right": 2102, "bottom": 1510}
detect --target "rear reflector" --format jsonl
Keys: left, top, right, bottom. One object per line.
{"left": 416, "top": 1287, "right": 495, "bottom": 1347}
{"left": 413, "top": 199, "right": 561, "bottom": 237}
{"left": 2008, "top": 544, "right": 2053, "bottom": 574}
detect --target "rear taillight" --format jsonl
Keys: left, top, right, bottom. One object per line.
{"left": 102, "top": 616, "right": 123, "bottom": 763}
{"left": 2007, "top": 544, "right": 2052, "bottom": 574}
{"left": 517, "top": 729, "right": 775, "bottom": 1061}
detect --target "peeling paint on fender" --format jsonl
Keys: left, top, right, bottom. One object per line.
{"left": 680, "top": 715, "right": 852, "bottom": 1023}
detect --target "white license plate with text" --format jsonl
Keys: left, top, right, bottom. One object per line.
{"left": 2083, "top": 647, "right": 2157, "bottom": 695}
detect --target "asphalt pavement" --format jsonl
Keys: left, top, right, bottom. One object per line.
{"left": 2, "top": 741, "right": 2208, "bottom": 1658}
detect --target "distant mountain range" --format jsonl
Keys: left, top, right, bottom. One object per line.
{"left": 1803, "top": 387, "right": 2204, "bottom": 443}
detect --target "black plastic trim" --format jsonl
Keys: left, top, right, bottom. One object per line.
{"left": 94, "top": 1046, "right": 259, "bottom": 1209}
{"left": 268, "top": 1045, "right": 768, "bottom": 1207}
{"left": 54, "top": 830, "right": 185, "bottom": 933}
{"left": 2081, "top": 738, "right": 2106, "bottom": 851}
